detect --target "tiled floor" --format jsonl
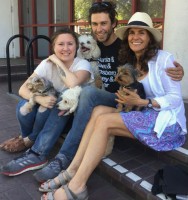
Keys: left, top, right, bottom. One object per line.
{"left": 0, "top": 80, "right": 134, "bottom": 200}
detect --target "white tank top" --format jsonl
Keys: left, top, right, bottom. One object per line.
{"left": 139, "top": 75, "right": 154, "bottom": 99}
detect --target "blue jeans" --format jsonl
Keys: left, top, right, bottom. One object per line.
{"left": 17, "top": 86, "right": 116, "bottom": 159}
{"left": 16, "top": 99, "right": 51, "bottom": 141}
{"left": 58, "top": 86, "right": 117, "bottom": 160}
{"left": 16, "top": 97, "right": 71, "bottom": 157}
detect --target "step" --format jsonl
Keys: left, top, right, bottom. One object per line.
{"left": 95, "top": 103, "right": 188, "bottom": 200}
{"left": 96, "top": 133, "right": 188, "bottom": 200}
{"left": 0, "top": 72, "right": 28, "bottom": 82}
{"left": 0, "top": 65, "right": 34, "bottom": 74}
{"left": 58, "top": 102, "right": 188, "bottom": 200}
{"left": 0, "top": 57, "right": 42, "bottom": 82}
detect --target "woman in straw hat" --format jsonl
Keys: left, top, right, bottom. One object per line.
{"left": 41, "top": 12, "right": 187, "bottom": 200}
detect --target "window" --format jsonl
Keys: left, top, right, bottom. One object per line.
{"left": 18, "top": 0, "right": 165, "bottom": 58}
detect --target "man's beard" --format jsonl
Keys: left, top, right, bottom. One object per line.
{"left": 93, "top": 29, "right": 113, "bottom": 43}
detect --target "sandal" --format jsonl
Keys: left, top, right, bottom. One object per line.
{"left": 41, "top": 184, "right": 88, "bottom": 200}
{"left": 39, "top": 170, "right": 72, "bottom": 192}
{"left": 0, "top": 136, "right": 33, "bottom": 153}
{"left": 41, "top": 190, "right": 55, "bottom": 200}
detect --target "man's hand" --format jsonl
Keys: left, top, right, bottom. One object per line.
{"left": 166, "top": 61, "right": 184, "bottom": 81}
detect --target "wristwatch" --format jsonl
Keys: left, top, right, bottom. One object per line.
{"left": 147, "top": 99, "right": 153, "bottom": 108}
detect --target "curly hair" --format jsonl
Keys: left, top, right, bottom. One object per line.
{"left": 118, "top": 28, "right": 160, "bottom": 73}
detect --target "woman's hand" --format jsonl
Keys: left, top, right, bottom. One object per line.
{"left": 115, "top": 88, "right": 141, "bottom": 106}
{"left": 35, "top": 95, "right": 57, "bottom": 109}
{"left": 48, "top": 54, "right": 63, "bottom": 67}
{"left": 166, "top": 61, "right": 184, "bottom": 81}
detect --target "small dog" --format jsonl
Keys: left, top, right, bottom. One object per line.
{"left": 115, "top": 63, "right": 146, "bottom": 112}
{"left": 57, "top": 85, "right": 114, "bottom": 156}
{"left": 77, "top": 34, "right": 103, "bottom": 89}
{"left": 57, "top": 86, "right": 82, "bottom": 116}
{"left": 104, "top": 64, "right": 146, "bottom": 157}
{"left": 20, "top": 76, "right": 57, "bottom": 115}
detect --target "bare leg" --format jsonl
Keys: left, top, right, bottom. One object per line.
{"left": 43, "top": 106, "right": 116, "bottom": 188}
{"left": 66, "top": 106, "right": 117, "bottom": 176}
{"left": 49, "top": 111, "right": 134, "bottom": 200}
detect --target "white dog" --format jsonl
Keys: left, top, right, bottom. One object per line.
{"left": 57, "top": 85, "right": 114, "bottom": 156}
{"left": 77, "top": 34, "right": 103, "bottom": 89}
{"left": 57, "top": 86, "right": 82, "bottom": 116}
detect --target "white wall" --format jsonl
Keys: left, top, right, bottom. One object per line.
{"left": 0, "top": 0, "right": 19, "bottom": 58}
{"left": 163, "top": 0, "right": 188, "bottom": 99}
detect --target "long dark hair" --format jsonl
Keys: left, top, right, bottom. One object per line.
{"left": 118, "top": 28, "right": 160, "bottom": 73}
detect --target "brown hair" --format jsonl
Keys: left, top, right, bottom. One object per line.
{"left": 118, "top": 28, "right": 160, "bottom": 73}
{"left": 51, "top": 28, "right": 79, "bottom": 55}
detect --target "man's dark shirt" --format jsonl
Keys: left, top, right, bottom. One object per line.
{"left": 97, "top": 37, "right": 122, "bottom": 93}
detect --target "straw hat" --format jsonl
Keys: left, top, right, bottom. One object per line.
{"left": 115, "top": 12, "right": 162, "bottom": 42}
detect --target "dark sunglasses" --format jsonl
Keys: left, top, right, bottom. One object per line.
{"left": 91, "top": 2, "right": 112, "bottom": 8}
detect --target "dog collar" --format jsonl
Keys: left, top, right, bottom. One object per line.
{"left": 40, "top": 86, "right": 54, "bottom": 94}
{"left": 86, "top": 58, "right": 98, "bottom": 62}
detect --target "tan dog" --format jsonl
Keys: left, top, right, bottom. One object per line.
{"left": 115, "top": 64, "right": 146, "bottom": 112}
{"left": 105, "top": 64, "right": 146, "bottom": 157}
{"left": 77, "top": 34, "right": 104, "bottom": 89}
{"left": 20, "top": 76, "right": 57, "bottom": 115}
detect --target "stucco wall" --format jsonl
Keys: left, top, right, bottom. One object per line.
{"left": 0, "top": 0, "right": 19, "bottom": 58}
{"left": 163, "top": 0, "right": 188, "bottom": 99}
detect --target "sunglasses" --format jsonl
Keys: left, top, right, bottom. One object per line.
{"left": 91, "top": 2, "right": 112, "bottom": 8}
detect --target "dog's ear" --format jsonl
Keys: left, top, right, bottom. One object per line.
{"left": 44, "top": 78, "right": 53, "bottom": 88}
{"left": 77, "top": 48, "right": 84, "bottom": 59}
{"left": 91, "top": 44, "right": 101, "bottom": 59}
{"left": 26, "top": 82, "right": 33, "bottom": 89}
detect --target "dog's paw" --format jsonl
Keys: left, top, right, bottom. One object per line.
{"left": 20, "top": 103, "right": 32, "bottom": 116}
{"left": 38, "top": 106, "right": 47, "bottom": 113}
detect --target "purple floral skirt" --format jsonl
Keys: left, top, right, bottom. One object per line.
{"left": 120, "top": 108, "right": 186, "bottom": 151}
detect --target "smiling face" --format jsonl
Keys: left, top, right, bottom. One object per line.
{"left": 91, "top": 13, "right": 116, "bottom": 45}
{"left": 128, "top": 28, "right": 150, "bottom": 57}
{"left": 53, "top": 33, "right": 77, "bottom": 66}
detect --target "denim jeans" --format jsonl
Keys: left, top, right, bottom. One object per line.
{"left": 16, "top": 97, "right": 71, "bottom": 157}
{"left": 17, "top": 86, "right": 116, "bottom": 159}
{"left": 16, "top": 99, "right": 51, "bottom": 141}
{"left": 58, "top": 86, "right": 117, "bottom": 160}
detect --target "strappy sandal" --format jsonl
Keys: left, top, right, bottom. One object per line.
{"left": 39, "top": 170, "right": 72, "bottom": 192}
{"left": 41, "top": 190, "right": 55, "bottom": 200}
{"left": 41, "top": 184, "right": 88, "bottom": 200}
